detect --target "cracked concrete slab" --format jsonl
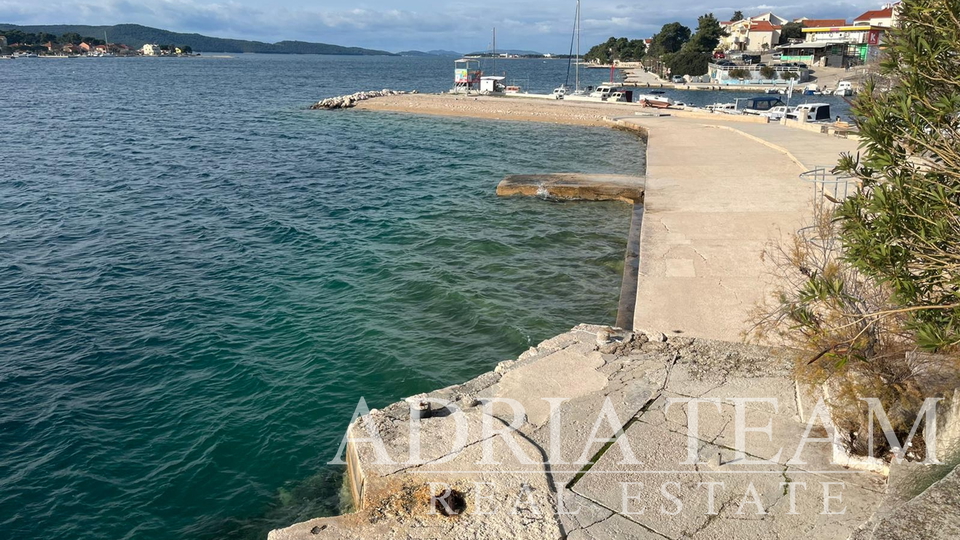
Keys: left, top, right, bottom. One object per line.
{"left": 267, "top": 327, "right": 917, "bottom": 540}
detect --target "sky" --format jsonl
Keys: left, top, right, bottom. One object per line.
{"left": 0, "top": 0, "right": 889, "bottom": 53}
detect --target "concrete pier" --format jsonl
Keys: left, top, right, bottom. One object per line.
{"left": 268, "top": 327, "right": 890, "bottom": 540}
{"left": 615, "top": 115, "right": 860, "bottom": 342}
{"left": 496, "top": 173, "right": 645, "bottom": 204}
{"left": 274, "top": 96, "right": 960, "bottom": 540}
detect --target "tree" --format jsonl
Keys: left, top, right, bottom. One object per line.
{"left": 836, "top": 0, "right": 960, "bottom": 350}
{"left": 779, "top": 22, "right": 804, "bottom": 43}
{"left": 683, "top": 13, "right": 725, "bottom": 54}
{"left": 647, "top": 22, "right": 691, "bottom": 57}
{"left": 731, "top": 11, "right": 745, "bottom": 22}
{"left": 667, "top": 50, "right": 710, "bottom": 76}
{"left": 583, "top": 36, "right": 646, "bottom": 63}
{"left": 58, "top": 32, "right": 82, "bottom": 45}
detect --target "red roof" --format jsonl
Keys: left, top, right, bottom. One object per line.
{"left": 749, "top": 21, "right": 782, "bottom": 32}
{"left": 802, "top": 19, "right": 848, "bottom": 27}
{"left": 854, "top": 7, "right": 894, "bottom": 22}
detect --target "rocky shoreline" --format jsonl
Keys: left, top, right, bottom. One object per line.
{"left": 310, "top": 89, "right": 415, "bottom": 110}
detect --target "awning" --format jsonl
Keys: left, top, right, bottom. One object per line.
{"left": 777, "top": 42, "right": 842, "bottom": 50}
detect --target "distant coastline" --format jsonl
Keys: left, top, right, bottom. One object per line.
{"left": 0, "top": 23, "right": 393, "bottom": 55}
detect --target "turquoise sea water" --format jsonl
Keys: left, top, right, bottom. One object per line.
{"left": 0, "top": 55, "right": 644, "bottom": 539}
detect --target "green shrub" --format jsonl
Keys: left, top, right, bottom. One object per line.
{"left": 836, "top": 0, "right": 960, "bottom": 351}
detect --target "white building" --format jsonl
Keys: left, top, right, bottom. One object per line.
{"left": 719, "top": 13, "right": 789, "bottom": 52}
{"left": 140, "top": 44, "right": 161, "bottom": 56}
{"left": 853, "top": 2, "right": 900, "bottom": 27}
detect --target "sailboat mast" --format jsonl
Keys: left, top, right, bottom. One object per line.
{"left": 575, "top": 0, "right": 580, "bottom": 92}
{"left": 493, "top": 27, "right": 497, "bottom": 75}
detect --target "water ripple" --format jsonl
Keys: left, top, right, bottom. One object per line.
{"left": 0, "top": 55, "right": 644, "bottom": 540}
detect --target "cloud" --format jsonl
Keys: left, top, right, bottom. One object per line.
{"left": 0, "top": 0, "right": 888, "bottom": 52}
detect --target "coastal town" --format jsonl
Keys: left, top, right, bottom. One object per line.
{"left": 0, "top": 30, "right": 196, "bottom": 58}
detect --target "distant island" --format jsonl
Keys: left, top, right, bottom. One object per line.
{"left": 0, "top": 23, "right": 393, "bottom": 55}
{"left": 397, "top": 50, "right": 462, "bottom": 57}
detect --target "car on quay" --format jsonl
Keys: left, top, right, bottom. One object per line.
{"left": 672, "top": 75, "right": 685, "bottom": 83}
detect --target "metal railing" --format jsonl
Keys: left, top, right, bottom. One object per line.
{"left": 800, "top": 166, "right": 858, "bottom": 202}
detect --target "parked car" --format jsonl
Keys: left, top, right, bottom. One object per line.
{"left": 742, "top": 54, "right": 761, "bottom": 65}
{"left": 713, "top": 51, "right": 725, "bottom": 59}
{"left": 797, "top": 62, "right": 808, "bottom": 68}
{"left": 672, "top": 75, "right": 685, "bottom": 83}
{"left": 771, "top": 53, "right": 782, "bottom": 60}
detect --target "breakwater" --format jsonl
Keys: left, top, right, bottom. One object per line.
{"left": 310, "top": 89, "right": 414, "bottom": 110}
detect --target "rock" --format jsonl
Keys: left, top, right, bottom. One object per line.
{"left": 310, "top": 89, "right": 409, "bottom": 110}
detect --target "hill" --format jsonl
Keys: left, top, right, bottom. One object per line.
{"left": 0, "top": 23, "right": 393, "bottom": 55}
{"left": 398, "top": 50, "right": 462, "bottom": 57}
{"left": 464, "top": 49, "right": 544, "bottom": 56}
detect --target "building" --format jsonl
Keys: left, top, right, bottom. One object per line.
{"left": 719, "top": 13, "right": 788, "bottom": 52}
{"left": 140, "top": 43, "right": 161, "bottom": 56}
{"left": 796, "top": 19, "right": 848, "bottom": 28}
{"left": 0, "top": 36, "right": 7, "bottom": 48}
{"left": 79, "top": 42, "right": 92, "bottom": 52}
{"left": 853, "top": 2, "right": 900, "bottom": 27}
{"left": 792, "top": 24, "right": 886, "bottom": 67}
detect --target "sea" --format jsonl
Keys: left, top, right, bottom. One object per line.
{"left": 0, "top": 54, "right": 851, "bottom": 540}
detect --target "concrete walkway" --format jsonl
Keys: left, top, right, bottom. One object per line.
{"left": 269, "top": 327, "right": 886, "bottom": 540}
{"left": 617, "top": 116, "right": 860, "bottom": 341}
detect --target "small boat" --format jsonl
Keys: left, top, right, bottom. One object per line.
{"left": 760, "top": 105, "right": 795, "bottom": 121}
{"left": 705, "top": 102, "right": 738, "bottom": 113}
{"left": 737, "top": 96, "right": 786, "bottom": 114}
{"left": 787, "top": 103, "right": 832, "bottom": 122}
{"left": 833, "top": 81, "right": 854, "bottom": 96}
{"left": 637, "top": 94, "right": 676, "bottom": 108}
{"left": 802, "top": 83, "right": 823, "bottom": 95}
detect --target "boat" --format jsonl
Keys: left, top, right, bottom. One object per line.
{"left": 704, "top": 102, "right": 738, "bottom": 113}
{"left": 737, "top": 96, "right": 786, "bottom": 114}
{"left": 554, "top": 0, "right": 585, "bottom": 98}
{"left": 636, "top": 93, "right": 676, "bottom": 108}
{"left": 584, "top": 84, "right": 632, "bottom": 102}
{"left": 802, "top": 83, "right": 823, "bottom": 95}
{"left": 833, "top": 81, "right": 855, "bottom": 96}
{"left": 787, "top": 103, "right": 832, "bottom": 122}
{"left": 759, "top": 105, "right": 795, "bottom": 121}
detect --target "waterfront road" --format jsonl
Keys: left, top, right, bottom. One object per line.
{"left": 618, "top": 116, "right": 860, "bottom": 342}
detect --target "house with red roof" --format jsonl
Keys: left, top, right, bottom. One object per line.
{"left": 795, "top": 19, "right": 848, "bottom": 28}
{"left": 853, "top": 3, "right": 900, "bottom": 27}
{"left": 719, "top": 13, "right": 788, "bottom": 52}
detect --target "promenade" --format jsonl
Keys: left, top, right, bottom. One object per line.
{"left": 269, "top": 94, "right": 957, "bottom": 540}
{"left": 619, "top": 115, "right": 859, "bottom": 341}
